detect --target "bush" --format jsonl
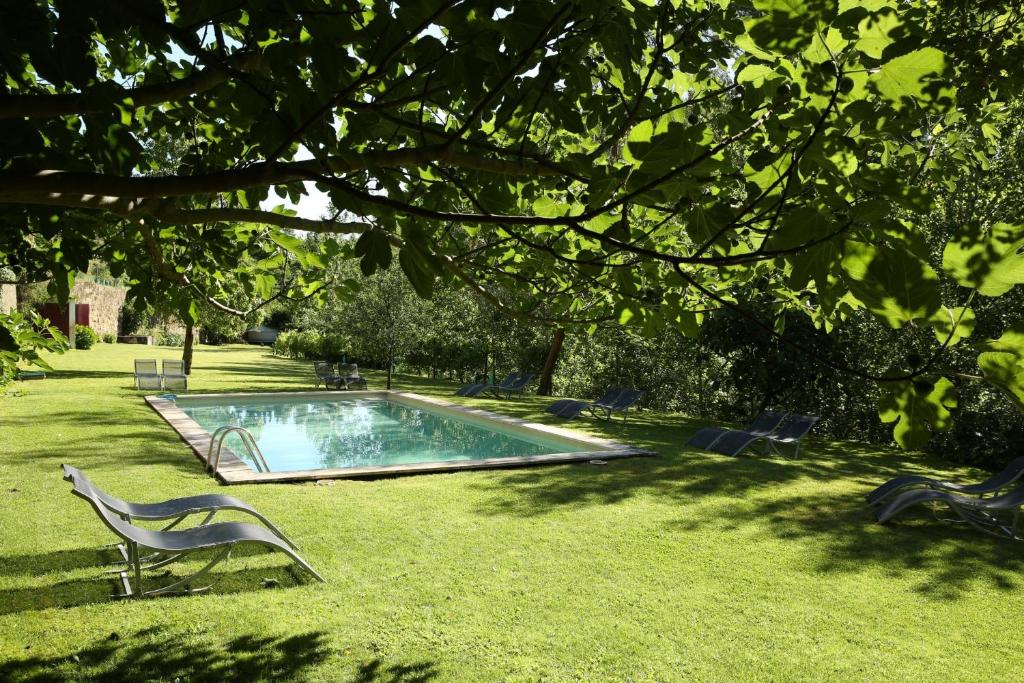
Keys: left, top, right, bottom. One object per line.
{"left": 156, "top": 330, "right": 184, "bottom": 347}
{"left": 271, "top": 330, "right": 348, "bottom": 360}
{"left": 74, "top": 325, "right": 99, "bottom": 350}
{"left": 102, "top": 332, "right": 116, "bottom": 344}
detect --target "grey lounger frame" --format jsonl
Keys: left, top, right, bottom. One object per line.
{"left": 544, "top": 388, "right": 642, "bottom": 423}
{"left": 64, "top": 465, "right": 323, "bottom": 597}
{"left": 589, "top": 389, "right": 643, "bottom": 422}
{"left": 62, "top": 464, "right": 296, "bottom": 547}
{"left": 492, "top": 372, "right": 534, "bottom": 399}
{"left": 866, "top": 456, "right": 1024, "bottom": 507}
{"left": 162, "top": 359, "right": 188, "bottom": 392}
{"left": 874, "top": 482, "right": 1024, "bottom": 540}
{"left": 686, "top": 410, "right": 789, "bottom": 451}
{"left": 337, "top": 363, "right": 368, "bottom": 390}
{"left": 709, "top": 414, "right": 819, "bottom": 458}
{"left": 134, "top": 359, "right": 162, "bottom": 390}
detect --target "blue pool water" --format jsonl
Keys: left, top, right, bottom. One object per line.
{"left": 177, "top": 397, "right": 584, "bottom": 472}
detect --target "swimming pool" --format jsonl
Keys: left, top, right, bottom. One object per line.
{"left": 146, "top": 391, "right": 652, "bottom": 483}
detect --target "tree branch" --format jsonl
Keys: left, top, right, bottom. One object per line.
{"left": 0, "top": 51, "right": 264, "bottom": 119}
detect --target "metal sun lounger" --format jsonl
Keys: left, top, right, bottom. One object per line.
{"left": 709, "top": 414, "right": 819, "bottom": 459}
{"left": 874, "top": 482, "right": 1024, "bottom": 540}
{"left": 313, "top": 361, "right": 343, "bottom": 389}
{"left": 493, "top": 372, "right": 534, "bottom": 399}
{"left": 64, "top": 465, "right": 323, "bottom": 597}
{"left": 482, "top": 372, "right": 519, "bottom": 397}
{"left": 162, "top": 359, "right": 188, "bottom": 392}
{"left": 866, "top": 456, "right": 1024, "bottom": 507}
{"left": 337, "top": 363, "right": 367, "bottom": 390}
{"left": 589, "top": 389, "right": 643, "bottom": 423}
{"left": 544, "top": 389, "right": 622, "bottom": 420}
{"left": 62, "top": 464, "right": 297, "bottom": 548}
{"left": 134, "top": 359, "right": 162, "bottom": 390}
{"left": 686, "top": 410, "right": 789, "bottom": 451}
{"left": 455, "top": 383, "right": 488, "bottom": 397}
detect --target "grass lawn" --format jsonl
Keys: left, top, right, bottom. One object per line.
{"left": 1, "top": 343, "right": 1020, "bottom": 681}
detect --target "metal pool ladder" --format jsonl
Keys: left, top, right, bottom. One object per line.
{"left": 207, "top": 426, "right": 270, "bottom": 474}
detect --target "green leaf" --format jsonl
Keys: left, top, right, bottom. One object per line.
{"left": 840, "top": 241, "right": 941, "bottom": 327}
{"left": 254, "top": 273, "right": 275, "bottom": 300}
{"left": 942, "top": 222, "right": 1024, "bottom": 296}
{"left": 878, "top": 375, "right": 957, "bottom": 450}
{"left": 353, "top": 230, "right": 393, "bottom": 277}
{"left": 398, "top": 246, "right": 435, "bottom": 298}
{"left": 928, "top": 306, "right": 975, "bottom": 346}
{"left": 975, "top": 321, "right": 1024, "bottom": 410}
{"left": 856, "top": 11, "right": 901, "bottom": 59}
{"left": 871, "top": 47, "right": 947, "bottom": 104}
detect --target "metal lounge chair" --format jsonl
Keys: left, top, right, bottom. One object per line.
{"left": 544, "top": 389, "right": 620, "bottom": 419}
{"left": 589, "top": 389, "right": 643, "bottom": 423}
{"left": 134, "top": 359, "right": 162, "bottom": 390}
{"left": 544, "top": 398, "right": 587, "bottom": 417}
{"left": 866, "top": 456, "right": 1024, "bottom": 507}
{"left": 709, "top": 414, "right": 819, "bottom": 458}
{"left": 874, "top": 482, "right": 1024, "bottom": 540}
{"left": 64, "top": 465, "right": 324, "bottom": 597}
{"left": 455, "top": 383, "right": 488, "bottom": 397}
{"left": 497, "top": 372, "right": 534, "bottom": 399}
{"left": 686, "top": 410, "right": 789, "bottom": 451}
{"left": 337, "top": 363, "right": 368, "bottom": 390}
{"left": 544, "top": 388, "right": 630, "bottom": 420}
{"left": 313, "top": 361, "right": 343, "bottom": 389}
{"left": 482, "top": 371, "right": 518, "bottom": 396}
{"left": 162, "top": 359, "right": 188, "bottom": 392}
{"left": 61, "top": 464, "right": 297, "bottom": 549}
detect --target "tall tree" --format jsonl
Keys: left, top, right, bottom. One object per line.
{"left": 2, "top": 1, "right": 1024, "bottom": 445}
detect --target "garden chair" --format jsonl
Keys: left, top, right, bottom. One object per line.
{"left": 134, "top": 359, "right": 162, "bottom": 390}
{"left": 545, "top": 388, "right": 640, "bottom": 422}
{"left": 337, "top": 363, "right": 367, "bottom": 390}
{"left": 313, "top": 361, "right": 343, "bottom": 389}
{"left": 61, "top": 464, "right": 298, "bottom": 551}
{"left": 64, "top": 464, "right": 324, "bottom": 597}
{"left": 162, "top": 359, "right": 188, "bottom": 392}
{"left": 589, "top": 389, "right": 644, "bottom": 423}
{"left": 493, "top": 372, "right": 534, "bottom": 399}
{"left": 866, "top": 456, "right": 1024, "bottom": 507}
{"left": 455, "top": 383, "right": 489, "bottom": 397}
{"left": 709, "top": 414, "right": 819, "bottom": 459}
{"left": 686, "top": 410, "right": 789, "bottom": 451}
{"left": 874, "top": 481, "right": 1024, "bottom": 540}
{"left": 544, "top": 389, "right": 621, "bottom": 419}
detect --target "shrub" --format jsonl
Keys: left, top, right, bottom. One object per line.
{"left": 156, "top": 330, "right": 185, "bottom": 347}
{"left": 102, "top": 332, "right": 116, "bottom": 344}
{"left": 74, "top": 325, "right": 99, "bottom": 350}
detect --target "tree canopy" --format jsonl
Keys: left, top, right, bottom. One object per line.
{"left": 2, "top": 0, "right": 1024, "bottom": 446}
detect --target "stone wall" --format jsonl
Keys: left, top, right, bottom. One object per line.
{"left": 0, "top": 284, "right": 15, "bottom": 313}
{"left": 71, "top": 281, "right": 127, "bottom": 336}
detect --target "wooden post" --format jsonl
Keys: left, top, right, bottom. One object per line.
{"left": 537, "top": 328, "right": 565, "bottom": 396}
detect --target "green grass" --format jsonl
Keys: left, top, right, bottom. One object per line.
{"left": 1, "top": 344, "right": 1020, "bottom": 681}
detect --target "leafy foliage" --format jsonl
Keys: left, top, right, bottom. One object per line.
{"left": 73, "top": 324, "right": 99, "bottom": 350}
{"left": 0, "top": 310, "right": 68, "bottom": 385}
{"left": 2, "top": 1, "right": 1024, "bottom": 446}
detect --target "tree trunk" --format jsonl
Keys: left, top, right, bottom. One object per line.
{"left": 182, "top": 321, "right": 195, "bottom": 374}
{"left": 386, "top": 347, "right": 393, "bottom": 389}
{"left": 537, "top": 328, "right": 565, "bottom": 396}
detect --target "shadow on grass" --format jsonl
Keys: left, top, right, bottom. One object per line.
{"left": 467, "top": 432, "right": 1024, "bottom": 599}
{"left": 354, "top": 658, "right": 440, "bottom": 683}
{"left": 0, "top": 545, "right": 318, "bottom": 617}
{"left": 0, "top": 626, "right": 331, "bottom": 682}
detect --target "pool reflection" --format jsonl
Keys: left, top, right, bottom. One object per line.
{"left": 179, "top": 399, "right": 572, "bottom": 472}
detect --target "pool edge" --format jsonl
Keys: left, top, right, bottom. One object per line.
{"left": 145, "top": 390, "right": 656, "bottom": 484}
